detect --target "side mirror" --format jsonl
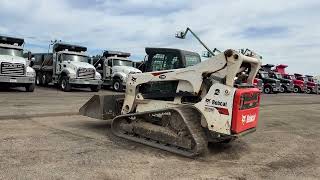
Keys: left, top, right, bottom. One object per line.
{"left": 27, "top": 51, "right": 32, "bottom": 60}
{"left": 98, "top": 63, "right": 102, "bottom": 68}
{"left": 175, "top": 31, "right": 185, "bottom": 39}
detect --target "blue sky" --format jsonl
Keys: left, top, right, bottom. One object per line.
{"left": 0, "top": 0, "right": 319, "bottom": 75}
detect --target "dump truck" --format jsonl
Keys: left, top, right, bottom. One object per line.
{"left": 293, "top": 73, "right": 309, "bottom": 93}
{"left": 257, "top": 69, "right": 281, "bottom": 94}
{"left": 261, "top": 64, "right": 293, "bottom": 93}
{"left": 31, "top": 42, "right": 102, "bottom": 92}
{"left": 92, "top": 51, "right": 141, "bottom": 91}
{"left": 274, "top": 64, "right": 306, "bottom": 93}
{"left": 79, "top": 49, "right": 262, "bottom": 157}
{"left": 238, "top": 49, "right": 279, "bottom": 94}
{"left": 0, "top": 35, "right": 35, "bottom": 92}
{"left": 304, "top": 75, "right": 318, "bottom": 94}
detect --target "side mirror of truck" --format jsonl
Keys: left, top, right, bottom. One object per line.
{"left": 27, "top": 51, "right": 32, "bottom": 60}
{"left": 98, "top": 64, "right": 102, "bottom": 68}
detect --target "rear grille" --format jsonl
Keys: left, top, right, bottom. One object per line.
{"left": 1, "top": 62, "right": 25, "bottom": 76}
{"left": 77, "top": 68, "right": 95, "bottom": 79}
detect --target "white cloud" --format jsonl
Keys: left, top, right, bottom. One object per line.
{"left": 0, "top": 0, "right": 319, "bottom": 75}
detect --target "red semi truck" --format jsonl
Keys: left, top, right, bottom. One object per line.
{"left": 274, "top": 64, "right": 306, "bottom": 93}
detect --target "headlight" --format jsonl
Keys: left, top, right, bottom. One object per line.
{"left": 287, "top": 83, "right": 290, "bottom": 86}
{"left": 69, "top": 73, "right": 76, "bottom": 79}
{"left": 26, "top": 71, "right": 35, "bottom": 77}
{"left": 95, "top": 72, "right": 101, "bottom": 80}
{"left": 272, "top": 83, "right": 276, "bottom": 86}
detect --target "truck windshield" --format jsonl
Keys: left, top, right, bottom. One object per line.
{"left": 275, "top": 73, "right": 282, "bottom": 79}
{"left": 61, "top": 54, "right": 88, "bottom": 63}
{"left": 260, "top": 73, "right": 269, "bottom": 78}
{"left": 113, "top": 59, "right": 133, "bottom": 67}
{"left": 185, "top": 55, "right": 201, "bottom": 67}
{"left": 288, "top": 75, "right": 295, "bottom": 80}
{"left": 0, "top": 47, "right": 23, "bottom": 57}
{"left": 307, "top": 78, "right": 314, "bottom": 82}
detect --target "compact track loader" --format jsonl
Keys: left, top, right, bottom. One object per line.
{"left": 80, "top": 49, "right": 262, "bottom": 157}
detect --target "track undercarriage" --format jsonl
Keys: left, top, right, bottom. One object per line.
{"left": 112, "top": 106, "right": 208, "bottom": 157}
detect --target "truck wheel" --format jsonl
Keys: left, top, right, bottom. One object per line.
{"left": 306, "top": 88, "right": 312, "bottom": 94}
{"left": 293, "top": 87, "right": 300, "bottom": 93}
{"left": 90, "top": 85, "right": 101, "bottom": 92}
{"left": 113, "top": 79, "right": 123, "bottom": 92}
{"left": 42, "top": 74, "right": 48, "bottom": 86}
{"left": 25, "top": 83, "right": 35, "bottom": 92}
{"left": 280, "top": 86, "right": 285, "bottom": 93}
{"left": 263, "top": 86, "right": 272, "bottom": 94}
{"left": 36, "top": 73, "right": 42, "bottom": 85}
{"left": 60, "top": 76, "right": 72, "bottom": 92}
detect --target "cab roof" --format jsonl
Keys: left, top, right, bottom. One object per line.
{"left": 53, "top": 43, "right": 87, "bottom": 53}
{"left": 145, "top": 47, "right": 199, "bottom": 57}
{"left": 0, "top": 35, "right": 24, "bottom": 46}
{"left": 103, "top": 50, "right": 130, "bottom": 58}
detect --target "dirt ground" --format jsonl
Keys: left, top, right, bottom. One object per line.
{"left": 0, "top": 87, "right": 319, "bottom": 180}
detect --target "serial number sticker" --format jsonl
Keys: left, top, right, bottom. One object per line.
{"left": 9, "top": 79, "right": 17, "bottom": 83}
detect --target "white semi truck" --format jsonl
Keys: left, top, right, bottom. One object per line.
{"left": 92, "top": 51, "right": 141, "bottom": 91}
{"left": 31, "top": 42, "right": 102, "bottom": 92}
{"left": 0, "top": 35, "right": 36, "bottom": 92}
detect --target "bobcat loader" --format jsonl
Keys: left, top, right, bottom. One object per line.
{"left": 80, "top": 49, "right": 262, "bottom": 157}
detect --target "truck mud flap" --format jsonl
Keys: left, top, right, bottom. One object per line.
{"left": 79, "top": 94, "right": 124, "bottom": 120}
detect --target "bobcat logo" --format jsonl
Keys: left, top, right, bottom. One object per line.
{"left": 242, "top": 114, "right": 256, "bottom": 125}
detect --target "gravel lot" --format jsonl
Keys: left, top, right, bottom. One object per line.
{"left": 0, "top": 87, "right": 319, "bottom": 179}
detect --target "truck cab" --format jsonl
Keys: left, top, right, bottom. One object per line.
{"left": 92, "top": 51, "right": 141, "bottom": 91}
{"left": 0, "top": 35, "right": 35, "bottom": 92}
{"left": 305, "top": 75, "right": 318, "bottom": 94}
{"left": 31, "top": 42, "right": 102, "bottom": 92}
{"left": 261, "top": 64, "right": 293, "bottom": 93}
{"left": 293, "top": 73, "right": 308, "bottom": 93}
{"left": 257, "top": 70, "right": 281, "bottom": 94}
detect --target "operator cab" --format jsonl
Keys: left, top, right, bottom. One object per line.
{"left": 142, "top": 47, "right": 201, "bottom": 72}
{"left": 139, "top": 48, "right": 201, "bottom": 100}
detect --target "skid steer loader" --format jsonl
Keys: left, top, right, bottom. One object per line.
{"left": 80, "top": 49, "right": 262, "bottom": 157}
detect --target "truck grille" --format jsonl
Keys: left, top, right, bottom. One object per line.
{"left": 0, "top": 62, "right": 25, "bottom": 76}
{"left": 290, "top": 81, "right": 294, "bottom": 88}
{"left": 77, "top": 68, "right": 95, "bottom": 79}
{"left": 276, "top": 81, "right": 281, "bottom": 87}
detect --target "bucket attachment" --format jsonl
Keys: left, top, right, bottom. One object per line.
{"left": 79, "top": 94, "right": 125, "bottom": 120}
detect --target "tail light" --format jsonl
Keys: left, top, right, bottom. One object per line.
{"left": 231, "top": 88, "right": 260, "bottom": 134}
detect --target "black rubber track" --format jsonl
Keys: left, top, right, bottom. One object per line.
{"left": 111, "top": 106, "right": 208, "bottom": 157}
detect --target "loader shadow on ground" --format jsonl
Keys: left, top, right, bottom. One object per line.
{"left": 67, "top": 117, "right": 252, "bottom": 160}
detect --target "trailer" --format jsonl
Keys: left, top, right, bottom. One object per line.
{"left": 31, "top": 42, "right": 102, "bottom": 92}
